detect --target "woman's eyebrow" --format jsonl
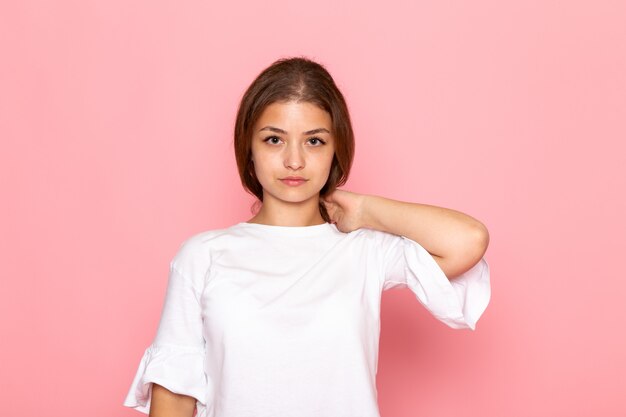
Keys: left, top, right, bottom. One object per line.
{"left": 258, "top": 126, "right": 330, "bottom": 135}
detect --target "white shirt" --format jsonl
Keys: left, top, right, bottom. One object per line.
{"left": 123, "top": 221, "right": 491, "bottom": 417}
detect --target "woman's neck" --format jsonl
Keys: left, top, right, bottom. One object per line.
{"left": 247, "top": 191, "right": 326, "bottom": 227}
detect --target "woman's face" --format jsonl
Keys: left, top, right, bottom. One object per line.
{"left": 250, "top": 100, "right": 335, "bottom": 207}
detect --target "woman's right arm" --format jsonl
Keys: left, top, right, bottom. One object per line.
{"left": 149, "top": 383, "right": 197, "bottom": 417}
{"left": 124, "top": 243, "right": 210, "bottom": 415}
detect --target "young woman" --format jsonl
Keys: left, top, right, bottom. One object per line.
{"left": 123, "top": 57, "right": 491, "bottom": 417}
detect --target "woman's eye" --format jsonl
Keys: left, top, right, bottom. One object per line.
{"left": 263, "top": 136, "right": 281, "bottom": 145}
{"left": 308, "top": 137, "right": 326, "bottom": 146}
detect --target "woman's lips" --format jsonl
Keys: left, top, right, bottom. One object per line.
{"left": 280, "top": 178, "right": 307, "bottom": 186}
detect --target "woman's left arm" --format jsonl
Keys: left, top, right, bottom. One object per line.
{"left": 322, "top": 190, "right": 490, "bottom": 279}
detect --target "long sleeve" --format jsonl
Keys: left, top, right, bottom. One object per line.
{"left": 379, "top": 231, "right": 491, "bottom": 330}
{"left": 123, "top": 261, "right": 209, "bottom": 414}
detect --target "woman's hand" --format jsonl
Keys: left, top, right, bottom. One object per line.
{"left": 321, "top": 189, "right": 368, "bottom": 233}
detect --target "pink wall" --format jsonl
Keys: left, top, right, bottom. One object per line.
{"left": 2, "top": 1, "right": 624, "bottom": 416}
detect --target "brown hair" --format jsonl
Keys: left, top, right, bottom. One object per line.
{"left": 233, "top": 56, "right": 355, "bottom": 223}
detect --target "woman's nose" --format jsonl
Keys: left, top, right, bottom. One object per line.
{"left": 284, "top": 145, "right": 304, "bottom": 170}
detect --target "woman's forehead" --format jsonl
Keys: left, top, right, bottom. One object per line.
{"left": 254, "top": 101, "right": 332, "bottom": 131}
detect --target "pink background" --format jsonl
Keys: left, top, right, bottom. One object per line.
{"left": 2, "top": 1, "right": 625, "bottom": 416}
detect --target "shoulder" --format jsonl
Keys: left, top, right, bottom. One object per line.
{"left": 342, "top": 227, "right": 405, "bottom": 265}
{"left": 170, "top": 225, "right": 234, "bottom": 279}
{"left": 353, "top": 226, "right": 403, "bottom": 249}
